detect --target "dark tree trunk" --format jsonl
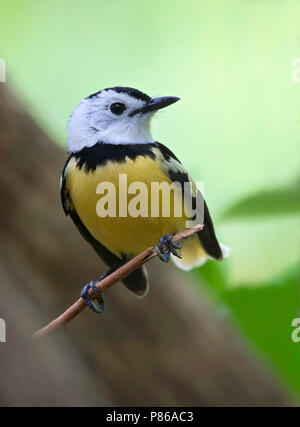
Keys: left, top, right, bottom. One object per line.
{"left": 0, "top": 86, "right": 291, "bottom": 406}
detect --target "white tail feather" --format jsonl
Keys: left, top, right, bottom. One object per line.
{"left": 171, "top": 241, "right": 231, "bottom": 271}
{"left": 220, "top": 243, "right": 231, "bottom": 259}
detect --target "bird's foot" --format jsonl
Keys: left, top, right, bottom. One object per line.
{"left": 80, "top": 271, "right": 110, "bottom": 314}
{"left": 155, "top": 234, "right": 182, "bottom": 263}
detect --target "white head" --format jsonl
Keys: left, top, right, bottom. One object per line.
{"left": 67, "top": 86, "right": 179, "bottom": 152}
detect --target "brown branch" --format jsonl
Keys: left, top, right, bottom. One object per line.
{"left": 33, "top": 224, "right": 203, "bottom": 339}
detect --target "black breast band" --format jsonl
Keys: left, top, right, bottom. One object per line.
{"left": 72, "top": 142, "right": 157, "bottom": 172}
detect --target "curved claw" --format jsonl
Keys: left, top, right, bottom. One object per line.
{"left": 168, "top": 244, "right": 183, "bottom": 259}
{"left": 156, "top": 234, "right": 182, "bottom": 263}
{"left": 80, "top": 280, "right": 105, "bottom": 314}
{"left": 155, "top": 245, "right": 170, "bottom": 262}
{"left": 171, "top": 241, "right": 182, "bottom": 250}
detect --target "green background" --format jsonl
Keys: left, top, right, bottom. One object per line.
{"left": 1, "top": 0, "right": 300, "bottom": 399}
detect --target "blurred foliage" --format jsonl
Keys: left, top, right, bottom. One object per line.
{"left": 194, "top": 262, "right": 300, "bottom": 399}
{"left": 222, "top": 181, "right": 300, "bottom": 219}
{"left": 1, "top": 0, "right": 300, "bottom": 400}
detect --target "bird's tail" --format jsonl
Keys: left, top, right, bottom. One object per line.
{"left": 122, "top": 265, "right": 149, "bottom": 298}
{"left": 171, "top": 235, "right": 230, "bottom": 271}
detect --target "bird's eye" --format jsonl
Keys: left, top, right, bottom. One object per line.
{"left": 110, "top": 102, "right": 126, "bottom": 115}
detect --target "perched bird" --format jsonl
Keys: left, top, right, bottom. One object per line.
{"left": 61, "top": 86, "right": 229, "bottom": 312}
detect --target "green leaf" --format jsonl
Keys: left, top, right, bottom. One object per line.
{"left": 222, "top": 185, "right": 300, "bottom": 220}
{"left": 194, "top": 262, "right": 300, "bottom": 399}
{"left": 221, "top": 264, "right": 300, "bottom": 399}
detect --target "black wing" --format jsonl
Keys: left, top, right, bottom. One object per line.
{"left": 155, "top": 142, "right": 222, "bottom": 260}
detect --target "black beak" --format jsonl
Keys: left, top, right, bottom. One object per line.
{"left": 129, "top": 96, "right": 180, "bottom": 117}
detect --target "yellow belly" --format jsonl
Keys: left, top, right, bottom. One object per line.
{"left": 66, "top": 155, "right": 188, "bottom": 257}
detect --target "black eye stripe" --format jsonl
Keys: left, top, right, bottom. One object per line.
{"left": 110, "top": 102, "right": 126, "bottom": 115}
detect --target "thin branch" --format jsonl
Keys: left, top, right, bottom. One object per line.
{"left": 33, "top": 224, "right": 203, "bottom": 339}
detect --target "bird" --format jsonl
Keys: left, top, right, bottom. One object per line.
{"left": 61, "top": 86, "right": 230, "bottom": 312}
